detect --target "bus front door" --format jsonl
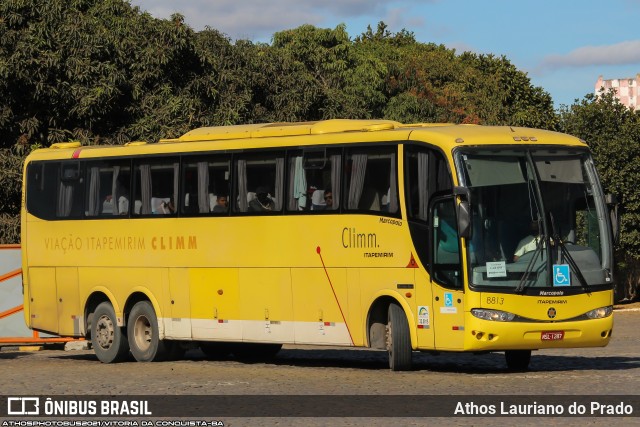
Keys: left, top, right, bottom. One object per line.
{"left": 430, "top": 196, "right": 465, "bottom": 350}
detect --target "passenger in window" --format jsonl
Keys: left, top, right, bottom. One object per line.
{"left": 100, "top": 176, "right": 128, "bottom": 215}
{"left": 312, "top": 190, "right": 333, "bottom": 211}
{"left": 118, "top": 195, "right": 129, "bottom": 214}
{"left": 161, "top": 199, "right": 176, "bottom": 214}
{"left": 249, "top": 186, "right": 275, "bottom": 212}
{"left": 311, "top": 189, "right": 333, "bottom": 211}
{"left": 323, "top": 190, "right": 333, "bottom": 209}
{"left": 213, "top": 195, "right": 228, "bottom": 213}
{"left": 151, "top": 196, "right": 176, "bottom": 215}
{"left": 103, "top": 194, "right": 129, "bottom": 215}
{"left": 310, "top": 188, "right": 323, "bottom": 210}
{"left": 103, "top": 195, "right": 115, "bottom": 214}
{"left": 381, "top": 188, "right": 391, "bottom": 212}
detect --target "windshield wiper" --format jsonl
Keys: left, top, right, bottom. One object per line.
{"left": 549, "top": 213, "right": 591, "bottom": 293}
{"left": 515, "top": 231, "right": 545, "bottom": 294}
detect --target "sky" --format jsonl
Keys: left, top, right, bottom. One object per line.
{"left": 128, "top": 0, "right": 640, "bottom": 109}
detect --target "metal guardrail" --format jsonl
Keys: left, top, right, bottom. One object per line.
{"left": 0, "top": 244, "right": 83, "bottom": 346}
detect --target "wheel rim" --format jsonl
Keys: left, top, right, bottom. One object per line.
{"left": 95, "top": 314, "right": 115, "bottom": 350}
{"left": 133, "top": 314, "right": 152, "bottom": 352}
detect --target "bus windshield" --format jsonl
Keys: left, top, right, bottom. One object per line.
{"left": 457, "top": 148, "right": 612, "bottom": 292}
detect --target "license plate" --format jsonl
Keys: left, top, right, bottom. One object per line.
{"left": 541, "top": 331, "right": 564, "bottom": 341}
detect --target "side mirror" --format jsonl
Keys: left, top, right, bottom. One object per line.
{"left": 453, "top": 186, "right": 471, "bottom": 239}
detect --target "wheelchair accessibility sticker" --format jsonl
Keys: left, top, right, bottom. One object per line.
{"left": 440, "top": 292, "right": 457, "bottom": 314}
{"left": 444, "top": 292, "right": 453, "bottom": 307}
{"left": 553, "top": 264, "right": 571, "bottom": 286}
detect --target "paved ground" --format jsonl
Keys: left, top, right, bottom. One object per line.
{"left": 1, "top": 308, "right": 639, "bottom": 426}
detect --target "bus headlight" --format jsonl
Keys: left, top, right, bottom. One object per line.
{"left": 471, "top": 308, "right": 516, "bottom": 322}
{"left": 585, "top": 306, "right": 613, "bottom": 319}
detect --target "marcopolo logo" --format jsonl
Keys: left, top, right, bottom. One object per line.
{"left": 7, "top": 397, "right": 40, "bottom": 415}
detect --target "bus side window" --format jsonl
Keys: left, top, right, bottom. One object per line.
{"left": 133, "top": 158, "right": 179, "bottom": 215}
{"left": 345, "top": 147, "right": 398, "bottom": 215}
{"left": 286, "top": 149, "right": 341, "bottom": 212}
{"left": 85, "top": 161, "right": 131, "bottom": 217}
{"left": 235, "top": 153, "right": 284, "bottom": 214}
{"left": 405, "top": 146, "right": 454, "bottom": 270}
{"left": 26, "top": 162, "right": 59, "bottom": 220}
{"left": 181, "top": 156, "right": 230, "bottom": 215}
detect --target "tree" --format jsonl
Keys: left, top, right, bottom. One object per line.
{"left": 259, "top": 24, "right": 385, "bottom": 120}
{"left": 0, "top": 0, "right": 240, "bottom": 147}
{"left": 0, "top": 144, "right": 31, "bottom": 243}
{"left": 0, "top": 0, "right": 239, "bottom": 241}
{"left": 458, "top": 53, "right": 557, "bottom": 128}
{"left": 0, "top": 9, "right": 572, "bottom": 244}
{"left": 353, "top": 23, "right": 557, "bottom": 128}
{"left": 558, "top": 91, "right": 640, "bottom": 300}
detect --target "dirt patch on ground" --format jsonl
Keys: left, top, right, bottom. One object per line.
{"left": 614, "top": 298, "right": 640, "bottom": 310}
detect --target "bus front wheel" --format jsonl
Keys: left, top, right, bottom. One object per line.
{"left": 386, "top": 303, "right": 412, "bottom": 371}
{"left": 127, "top": 301, "right": 168, "bottom": 362}
{"left": 91, "top": 302, "right": 129, "bottom": 363}
{"left": 505, "top": 350, "right": 531, "bottom": 371}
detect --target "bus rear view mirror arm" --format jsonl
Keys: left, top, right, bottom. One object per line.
{"left": 453, "top": 186, "right": 471, "bottom": 240}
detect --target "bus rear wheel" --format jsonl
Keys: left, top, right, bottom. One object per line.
{"left": 386, "top": 303, "right": 412, "bottom": 371}
{"left": 127, "top": 301, "right": 169, "bottom": 362}
{"left": 505, "top": 350, "right": 531, "bottom": 371}
{"left": 91, "top": 302, "right": 129, "bottom": 363}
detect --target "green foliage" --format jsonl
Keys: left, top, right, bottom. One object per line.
{"left": 259, "top": 24, "right": 382, "bottom": 120}
{"left": 352, "top": 25, "right": 557, "bottom": 127}
{"left": 0, "top": 3, "right": 592, "bottom": 249}
{"left": 0, "top": 3, "right": 557, "bottom": 146}
{"left": 0, "top": 142, "right": 37, "bottom": 243}
{"left": 0, "top": 0, "right": 237, "bottom": 147}
{"left": 458, "top": 53, "right": 558, "bottom": 128}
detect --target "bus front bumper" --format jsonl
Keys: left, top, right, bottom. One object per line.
{"left": 463, "top": 315, "right": 613, "bottom": 351}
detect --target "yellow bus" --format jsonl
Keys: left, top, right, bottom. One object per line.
{"left": 21, "top": 119, "right": 617, "bottom": 370}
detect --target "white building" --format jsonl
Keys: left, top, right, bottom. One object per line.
{"left": 595, "top": 74, "right": 640, "bottom": 110}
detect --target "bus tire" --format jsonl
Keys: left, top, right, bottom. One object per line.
{"left": 387, "top": 303, "right": 412, "bottom": 371}
{"left": 127, "top": 301, "right": 167, "bottom": 362}
{"left": 91, "top": 302, "right": 129, "bottom": 363}
{"left": 505, "top": 350, "right": 531, "bottom": 371}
